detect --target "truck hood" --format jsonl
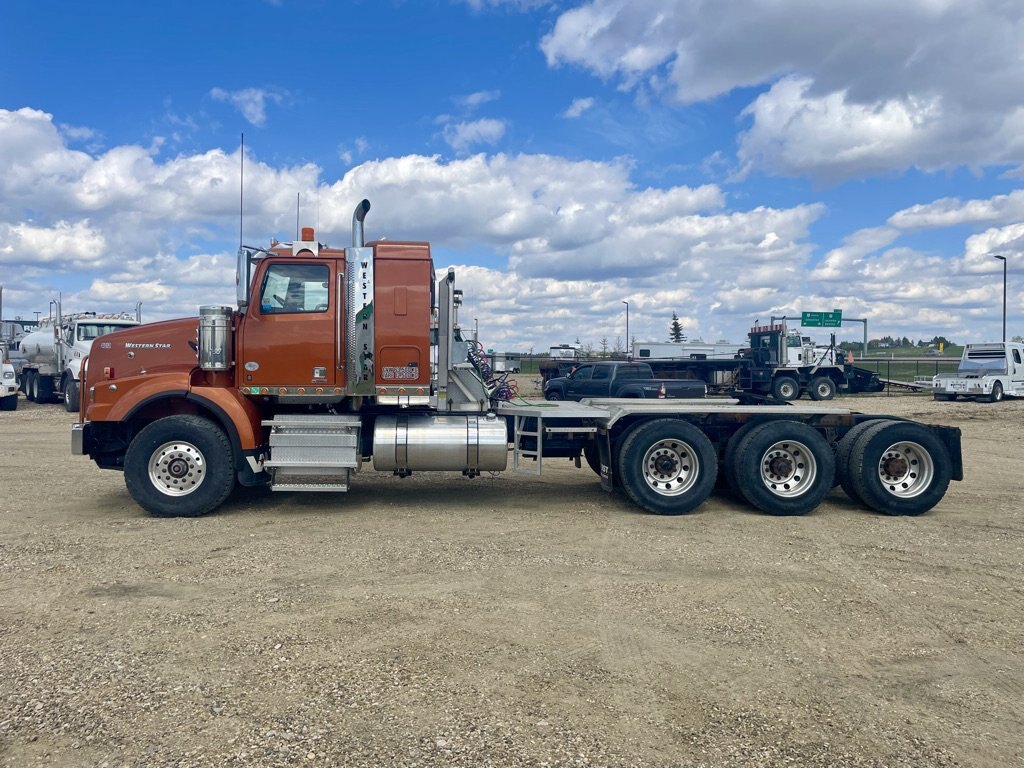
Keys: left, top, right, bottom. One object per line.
{"left": 86, "top": 317, "right": 200, "bottom": 380}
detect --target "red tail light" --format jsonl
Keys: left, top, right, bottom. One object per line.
{"left": 658, "top": 383, "right": 666, "bottom": 398}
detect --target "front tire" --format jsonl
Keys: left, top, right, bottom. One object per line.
{"left": 616, "top": 419, "right": 717, "bottom": 515}
{"left": 0, "top": 394, "right": 16, "bottom": 411}
{"left": 808, "top": 376, "right": 836, "bottom": 401}
{"left": 64, "top": 378, "right": 80, "bottom": 413}
{"left": 772, "top": 375, "right": 799, "bottom": 401}
{"left": 544, "top": 390, "right": 563, "bottom": 401}
{"left": 124, "top": 415, "right": 236, "bottom": 517}
{"left": 847, "top": 421, "right": 952, "bottom": 516}
{"left": 733, "top": 421, "right": 834, "bottom": 515}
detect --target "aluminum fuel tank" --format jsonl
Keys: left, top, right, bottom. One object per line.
{"left": 372, "top": 413, "right": 508, "bottom": 473}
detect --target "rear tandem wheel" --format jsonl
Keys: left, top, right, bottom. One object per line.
{"left": 616, "top": 419, "right": 717, "bottom": 515}
{"left": 846, "top": 420, "right": 952, "bottom": 516}
{"left": 731, "top": 421, "right": 835, "bottom": 516}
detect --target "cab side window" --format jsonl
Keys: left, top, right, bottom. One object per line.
{"left": 592, "top": 366, "right": 610, "bottom": 380}
{"left": 260, "top": 263, "right": 329, "bottom": 314}
{"left": 1014, "top": 349, "right": 1022, "bottom": 365}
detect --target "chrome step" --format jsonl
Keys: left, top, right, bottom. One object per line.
{"left": 263, "top": 414, "right": 362, "bottom": 492}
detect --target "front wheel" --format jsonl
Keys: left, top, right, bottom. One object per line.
{"left": 64, "top": 378, "right": 80, "bottom": 413}
{"left": 124, "top": 415, "right": 236, "bottom": 517}
{"left": 616, "top": 419, "right": 717, "bottom": 515}
{"left": 847, "top": 421, "right": 952, "bottom": 516}
{"left": 733, "top": 421, "right": 834, "bottom": 515}
{"left": 544, "top": 390, "right": 563, "bottom": 401}
{"left": 772, "top": 375, "right": 799, "bottom": 401}
{"left": 0, "top": 394, "right": 16, "bottom": 411}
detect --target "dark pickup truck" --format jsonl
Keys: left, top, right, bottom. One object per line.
{"left": 543, "top": 361, "right": 707, "bottom": 401}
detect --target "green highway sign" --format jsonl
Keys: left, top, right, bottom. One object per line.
{"left": 801, "top": 309, "right": 842, "bottom": 328}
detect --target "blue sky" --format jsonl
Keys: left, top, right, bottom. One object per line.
{"left": 2, "top": 0, "right": 1023, "bottom": 351}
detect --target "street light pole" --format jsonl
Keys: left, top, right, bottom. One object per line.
{"left": 474, "top": 317, "right": 479, "bottom": 342}
{"left": 622, "top": 300, "right": 629, "bottom": 360}
{"left": 993, "top": 255, "right": 1006, "bottom": 344}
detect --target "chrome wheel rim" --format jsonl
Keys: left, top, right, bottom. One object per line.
{"left": 642, "top": 438, "right": 699, "bottom": 496}
{"left": 758, "top": 439, "right": 817, "bottom": 497}
{"left": 876, "top": 441, "right": 933, "bottom": 498}
{"left": 148, "top": 440, "right": 206, "bottom": 497}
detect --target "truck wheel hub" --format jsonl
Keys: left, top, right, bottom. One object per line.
{"left": 642, "top": 439, "right": 699, "bottom": 496}
{"left": 149, "top": 441, "right": 205, "bottom": 496}
{"left": 875, "top": 441, "right": 934, "bottom": 498}
{"left": 759, "top": 440, "right": 816, "bottom": 498}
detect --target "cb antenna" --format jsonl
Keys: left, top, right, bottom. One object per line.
{"left": 239, "top": 133, "right": 244, "bottom": 248}
{"left": 296, "top": 193, "right": 300, "bottom": 240}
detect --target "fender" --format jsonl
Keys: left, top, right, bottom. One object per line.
{"left": 186, "top": 386, "right": 263, "bottom": 452}
{"left": 88, "top": 371, "right": 192, "bottom": 423}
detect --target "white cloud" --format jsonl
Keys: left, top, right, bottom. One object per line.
{"left": 457, "top": 90, "right": 501, "bottom": 110}
{"left": 443, "top": 118, "right": 508, "bottom": 154}
{"left": 1, "top": 106, "right": 1020, "bottom": 347}
{"left": 540, "top": 0, "right": 1024, "bottom": 179}
{"left": 562, "top": 97, "right": 595, "bottom": 119}
{"left": 210, "top": 87, "right": 288, "bottom": 127}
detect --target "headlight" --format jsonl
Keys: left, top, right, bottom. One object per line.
{"left": 2, "top": 371, "right": 13, "bottom": 380}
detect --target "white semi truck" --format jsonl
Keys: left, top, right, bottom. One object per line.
{"left": 932, "top": 342, "right": 1024, "bottom": 402}
{"left": 17, "top": 307, "right": 139, "bottom": 411}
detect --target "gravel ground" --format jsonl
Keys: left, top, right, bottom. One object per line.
{"left": 1, "top": 391, "right": 1023, "bottom": 767}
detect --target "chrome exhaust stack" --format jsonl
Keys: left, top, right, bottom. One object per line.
{"left": 352, "top": 199, "right": 371, "bottom": 247}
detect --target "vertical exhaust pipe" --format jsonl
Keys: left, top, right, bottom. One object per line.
{"left": 352, "top": 199, "right": 371, "bottom": 247}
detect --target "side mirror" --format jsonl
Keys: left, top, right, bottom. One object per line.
{"left": 236, "top": 247, "right": 255, "bottom": 308}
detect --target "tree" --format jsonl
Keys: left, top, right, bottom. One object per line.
{"left": 599, "top": 337, "right": 609, "bottom": 357}
{"left": 669, "top": 313, "right": 685, "bottom": 343}
{"left": 613, "top": 335, "right": 624, "bottom": 356}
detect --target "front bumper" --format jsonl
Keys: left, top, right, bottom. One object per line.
{"left": 71, "top": 422, "right": 88, "bottom": 455}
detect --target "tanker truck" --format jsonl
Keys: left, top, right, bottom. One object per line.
{"left": 18, "top": 305, "right": 139, "bottom": 410}
{"left": 72, "top": 200, "right": 963, "bottom": 521}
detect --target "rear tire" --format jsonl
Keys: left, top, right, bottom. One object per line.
{"left": 835, "top": 420, "right": 890, "bottom": 501}
{"left": 25, "top": 371, "right": 38, "bottom": 402}
{"left": 988, "top": 382, "right": 1004, "bottom": 403}
{"left": 124, "top": 415, "right": 236, "bottom": 517}
{"left": 616, "top": 419, "right": 717, "bottom": 515}
{"left": 847, "top": 421, "right": 951, "bottom": 516}
{"left": 733, "top": 421, "right": 834, "bottom": 515}
{"left": 772, "top": 375, "right": 799, "bottom": 401}
{"left": 808, "top": 376, "right": 836, "bottom": 401}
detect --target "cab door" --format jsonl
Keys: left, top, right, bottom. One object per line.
{"left": 236, "top": 260, "right": 340, "bottom": 390}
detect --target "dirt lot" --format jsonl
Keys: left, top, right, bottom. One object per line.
{"left": 1, "top": 391, "right": 1022, "bottom": 767}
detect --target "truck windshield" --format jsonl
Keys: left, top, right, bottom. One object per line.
{"left": 958, "top": 350, "right": 1007, "bottom": 375}
{"left": 77, "top": 324, "right": 128, "bottom": 341}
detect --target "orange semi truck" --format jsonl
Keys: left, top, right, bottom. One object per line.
{"left": 72, "top": 200, "right": 963, "bottom": 519}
